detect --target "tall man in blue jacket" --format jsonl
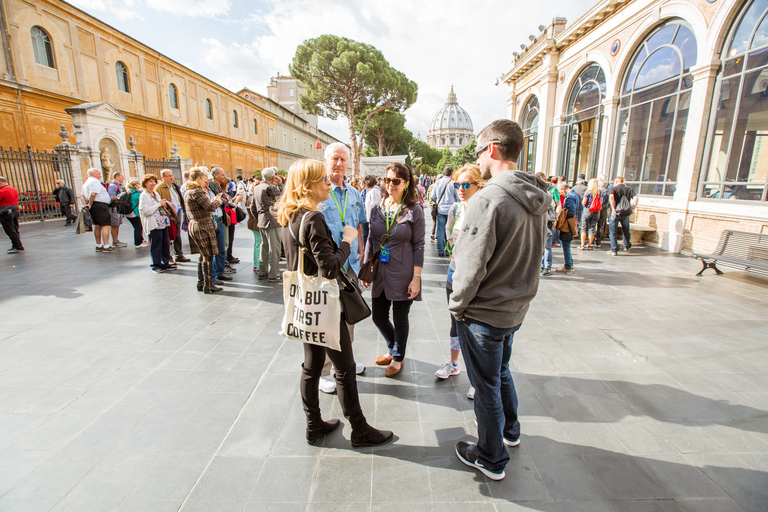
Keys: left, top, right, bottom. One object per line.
{"left": 430, "top": 167, "right": 458, "bottom": 256}
{"left": 449, "top": 119, "right": 550, "bottom": 481}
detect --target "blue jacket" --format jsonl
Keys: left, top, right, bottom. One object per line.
{"left": 430, "top": 176, "right": 458, "bottom": 215}
{"left": 564, "top": 190, "right": 583, "bottom": 225}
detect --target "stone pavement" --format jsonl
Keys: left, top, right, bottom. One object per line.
{"left": 1, "top": 218, "right": 767, "bottom": 512}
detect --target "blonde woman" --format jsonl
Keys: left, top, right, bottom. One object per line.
{"left": 184, "top": 167, "right": 227, "bottom": 293}
{"left": 580, "top": 178, "right": 601, "bottom": 250}
{"left": 435, "top": 164, "right": 485, "bottom": 401}
{"left": 277, "top": 158, "right": 393, "bottom": 448}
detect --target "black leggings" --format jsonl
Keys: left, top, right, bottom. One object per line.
{"left": 127, "top": 216, "right": 144, "bottom": 246}
{"left": 372, "top": 293, "right": 413, "bottom": 362}
{"left": 302, "top": 319, "right": 355, "bottom": 375}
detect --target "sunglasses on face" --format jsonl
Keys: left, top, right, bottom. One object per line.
{"left": 475, "top": 140, "right": 502, "bottom": 157}
{"left": 454, "top": 182, "right": 473, "bottom": 190}
{"left": 320, "top": 176, "right": 329, "bottom": 183}
{"left": 384, "top": 177, "right": 404, "bottom": 186}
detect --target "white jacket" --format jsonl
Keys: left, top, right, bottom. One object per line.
{"left": 138, "top": 190, "right": 165, "bottom": 234}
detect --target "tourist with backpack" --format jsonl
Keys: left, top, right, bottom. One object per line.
{"left": 608, "top": 176, "right": 638, "bottom": 256}
{"left": 107, "top": 172, "right": 128, "bottom": 248}
{"left": 123, "top": 178, "right": 146, "bottom": 248}
{"left": 579, "top": 178, "right": 602, "bottom": 250}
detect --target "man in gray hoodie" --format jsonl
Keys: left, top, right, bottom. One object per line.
{"left": 449, "top": 119, "right": 550, "bottom": 481}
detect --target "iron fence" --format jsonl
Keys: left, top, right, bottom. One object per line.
{"left": 143, "top": 157, "right": 182, "bottom": 183}
{"left": 0, "top": 145, "right": 76, "bottom": 222}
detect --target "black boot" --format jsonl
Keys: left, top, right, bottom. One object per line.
{"left": 197, "top": 260, "right": 204, "bottom": 292}
{"left": 300, "top": 363, "right": 340, "bottom": 444}
{"left": 203, "top": 261, "right": 222, "bottom": 294}
{"left": 335, "top": 365, "right": 394, "bottom": 448}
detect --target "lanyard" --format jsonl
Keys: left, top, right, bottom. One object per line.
{"left": 331, "top": 186, "right": 348, "bottom": 225}
{"left": 382, "top": 194, "right": 406, "bottom": 247}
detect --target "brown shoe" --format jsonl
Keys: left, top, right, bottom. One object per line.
{"left": 384, "top": 364, "right": 402, "bottom": 378}
{"left": 375, "top": 354, "right": 392, "bottom": 366}
{"left": 176, "top": 255, "right": 191, "bottom": 262}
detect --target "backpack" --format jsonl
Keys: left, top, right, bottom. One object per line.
{"left": 116, "top": 190, "right": 134, "bottom": 215}
{"left": 588, "top": 193, "right": 602, "bottom": 213}
{"left": 616, "top": 194, "right": 632, "bottom": 216}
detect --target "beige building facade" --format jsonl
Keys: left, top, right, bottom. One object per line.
{"left": 503, "top": 0, "right": 768, "bottom": 255}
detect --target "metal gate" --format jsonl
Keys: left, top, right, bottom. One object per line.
{"left": 143, "top": 157, "right": 182, "bottom": 183}
{"left": 0, "top": 145, "right": 76, "bottom": 222}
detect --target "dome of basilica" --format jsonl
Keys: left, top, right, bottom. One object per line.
{"left": 427, "top": 86, "right": 475, "bottom": 153}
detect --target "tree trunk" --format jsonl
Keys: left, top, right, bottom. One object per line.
{"left": 377, "top": 130, "right": 384, "bottom": 157}
{"left": 347, "top": 103, "right": 360, "bottom": 177}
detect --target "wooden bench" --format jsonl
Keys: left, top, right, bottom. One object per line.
{"left": 692, "top": 230, "right": 768, "bottom": 276}
{"left": 629, "top": 224, "right": 656, "bottom": 245}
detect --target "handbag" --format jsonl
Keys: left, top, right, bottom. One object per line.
{"left": 337, "top": 268, "right": 371, "bottom": 325}
{"left": 280, "top": 212, "right": 342, "bottom": 350}
{"left": 76, "top": 208, "right": 93, "bottom": 234}
{"left": 359, "top": 206, "right": 410, "bottom": 283}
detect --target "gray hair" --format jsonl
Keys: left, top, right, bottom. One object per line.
{"left": 161, "top": 169, "right": 174, "bottom": 177}
{"left": 87, "top": 168, "right": 101, "bottom": 177}
{"left": 0, "top": 176, "right": 7, "bottom": 184}
{"left": 211, "top": 166, "right": 224, "bottom": 176}
{"left": 324, "top": 142, "right": 349, "bottom": 160}
{"left": 262, "top": 167, "right": 277, "bottom": 182}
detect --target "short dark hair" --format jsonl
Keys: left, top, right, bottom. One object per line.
{"left": 383, "top": 163, "right": 419, "bottom": 207}
{"left": 363, "top": 174, "right": 377, "bottom": 188}
{"left": 477, "top": 119, "right": 524, "bottom": 163}
{"left": 443, "top": 167, "right": 453, "bottom": 177}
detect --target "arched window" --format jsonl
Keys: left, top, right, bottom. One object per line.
{"left": 521, "top": 96, "right": 540, "bottom": 173}
{"left": 31, "top": 26, "right": 55, "bottom": 68}
{"left": 232, "top": 110, "right": 238, "bottom": 128}
{"left": 205, "top": 99, "right": 213, "bottom": 120}
{"left": 565, "top": 65, "right": 606, "bottom": 123}
{"left": 612, "top": 21, "right": 696, "bottom": 196}
{"left": 115, "top": 61, "right": 129, "bottom": 93}
{"left": 169, "top": 84, "right": 179, "bottom": 109}
{"left": 701, "top": 0, "right": 768, "bottom": 201}
{"left": 253, "top": 119, "right": 258, "bottom": 134}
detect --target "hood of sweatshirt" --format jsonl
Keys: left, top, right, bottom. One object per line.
{"left": 487, "top": 170, "right": 551, "bottom": 216}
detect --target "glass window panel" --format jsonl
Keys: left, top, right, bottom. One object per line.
{"left": 643, "top": 98, "right": 676, "bottom": 191}
{"left": 632, "top": 78, "right": 681, "bottom": 106}
{"left": 724, "top": 57, "right": 744, "bottom": 76}
{"left": 666, "top": 90, "right": 691, "bottom": 185}
{"left": 624, "top": 47, "right": 647, "bottom": 93}
{"left": 673, "top": 26, "right": 698, "bottom": 71}
{"left": 647, "top": 24, "right": 678, "bottom": 53}
{"left": 752, "top": 13, "right": 768, "bottom": 49}
{"left": 581, "top": 64, "right": 599, "bottom": 82}
{"left": 702, "top": 183, "right": 724, "bottom": 198}
{"left": 747, "top": 47, "right": 768, "bottom": 69}
{"left": 706, "top": 77, "right": 741, "bottom": 182}
{"left": 573, "top": 80, "right": 601, "bottom": 114}
{"left": 663, "top": 183, "right": 676, "bottom": 196}
{"left": 622, "top": 103, "right": 651, "bottom": 182}
{"left": 728, "top": 0, "right": 768, "bottom": 57}
{"left": 612, "top": 109, "right": 630, "bottom": 179}
{"left": 635, "top": 47, "right": 682, "bottom": 90}
{"left": 725, "top": 69, "right": 768, "bottom": 182}
{"left": 640, "top": 183, "right": 661, "bottom": 195}
{"left": 169, "top": 84, "right": 178, "bottom": 109}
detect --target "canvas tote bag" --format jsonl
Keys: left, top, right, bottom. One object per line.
{"left": 279, "top": 212, "right": 342, "bottom": 351}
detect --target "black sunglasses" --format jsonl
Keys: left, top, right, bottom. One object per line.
{"left": 385, "top": 177, "right": 404, "bottom": 186}
{"left": 475, "top": 140, "right": 501, "bottom": 157}
{"left": 454, "top": 182, "right": 472, "bottom": 190}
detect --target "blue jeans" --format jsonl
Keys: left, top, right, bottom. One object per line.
{"left": 609, "top": 214, "right": 631, "bottom": 253}
{"left": 251, "top": 229, "right": 261, "bottom": 270}
{"left": 541, "top": 227, "right": 553, "bottom": 269}
{"left": 213, "top": 217, "right": 226, "bottom": 279}
{"left": 437, "top": 213, "right": 448, "bottom": 254}
{"left": 561, "top": 238, "right": 573, "bottom": 269}
{"left": 458, "top": 318, "right": 521, "bottom": 473}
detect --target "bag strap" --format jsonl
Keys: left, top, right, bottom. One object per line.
{"left": 379, "top": 205, "right": 410, "bottom": 247}
{"left": 436, "top": 177, "right": 450, "bottom": 204}
{"left": 288, "top": 211, "right": 314, "bottom": 275}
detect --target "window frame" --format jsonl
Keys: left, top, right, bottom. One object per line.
{"left": 31, "top": 26, "right": 55, "bottom": 68}
{"left": 205, "top": 99, "right": 213, "bottom": 120}
{"left": 115, "top": 61, "right": 130, "bottom": 93}
{"left": 232, "top": 109, "right": 238, "bottom": 128}
{"left": 169, "top": 83, "right": 179, "bottom": 110}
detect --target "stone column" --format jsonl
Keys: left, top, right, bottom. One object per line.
{"left": 53, "top": 125, "right": 83, "bottom": 201}
{"left": 537, "top": 52, "right": 560, "bottom": 176}
{"left": 126, "top": 135, "right": 144, "bottom": 180}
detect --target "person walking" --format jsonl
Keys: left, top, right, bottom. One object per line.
{"left": 124, "top": 178, "right": 146, "bottom": 248}
{"left": 0, "top": 176, "right": 24, "bottom": 254}
{"left": 362, "top": 162, "right": 425, "bottom": 378}
{"left": 448, "top": 119, "right": 550, "bottom": 481}
{"left": 277, "top": 158, "right": 393, "bottom": 448}
{"left": 185, "top": 168, "right": 228, "bottom": 293}
{"left": 435, "top": 164, "right": 484, "bottom": 400}
{"left": 52, "top": 180, "right": 77, "bottom": 225}
{"left": 430, "top": 167, "right": 459, "bottom": 256}
{"left": 579, "top": 178, "right": 602, "bottom": 250}
{"left": 556, "top": 183, "right": 581, "bottom": 273}
{"left": 608, "top": 176, "right": 639, "bottom": 256}
{"left": 138, "top": 174, "right": 175, "bottom": 273}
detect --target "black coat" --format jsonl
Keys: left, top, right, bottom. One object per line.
{"left": 53, "top": 186, "right": 75, "bottom": 205}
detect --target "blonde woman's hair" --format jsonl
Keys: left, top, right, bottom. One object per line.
{"left": 454, "top": 164, "right": 485, "bottom": 188}
{"left": 587, "top": 178, "right": 600, "bottom": 197}
{"left": 126, "top": 178, "right": 140, "bottom": 190}
{"left": 276, "top": 159, "right": 326, "bottom": 226}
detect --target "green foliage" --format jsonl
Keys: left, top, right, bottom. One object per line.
{"left": 357, "top": 110, "right": 411, "bottom": 157}
{"left": 289, "top": 35, "right": 418, "bottom": 175}
{"left": 408, "top": 138, "right": 442, "bottom": 168}
{"left": 432, "top": 141, "right": 479, "bottom": 174}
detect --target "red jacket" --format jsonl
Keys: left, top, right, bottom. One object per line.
{"left": 0, "top": 184, "right": 19, "bottom": 208}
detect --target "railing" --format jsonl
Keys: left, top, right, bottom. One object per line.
{"left": 0, "top": 145, "right": 76, "bottom": 222}
{"left": 143, "top": 157, "right": 181, "bottom": 183}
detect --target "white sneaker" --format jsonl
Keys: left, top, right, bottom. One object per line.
{"left": 113, "top": 241, "right": 128, "bottom": 248}
{"left": 319, "top": 375, "right": 336, "bottom": 394}
{"left": 467, "top": 386, "right": 475, "bottom": 400}
{"left": 136, "top": 241, "right": 148, "bottom": 248}
{"left": 435, "top": 362, "right": 460, "bottom": 379}
{"left": 355, "top": 360, "right": 365, "bottom": 375}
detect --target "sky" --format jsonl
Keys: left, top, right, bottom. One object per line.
{"left": 68, "top": 0, "right": 596, "bottom": 145}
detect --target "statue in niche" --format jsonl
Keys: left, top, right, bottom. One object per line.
{"left": 100, "top": 147, "right": 115, "bottom": 175}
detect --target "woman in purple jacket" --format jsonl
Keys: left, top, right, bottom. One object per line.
{"left": 362, "top": 163, "right": 425, "bottom": 378}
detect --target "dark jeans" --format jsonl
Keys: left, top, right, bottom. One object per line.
{"left": 458, "top": 318, "right": 521, "bottom": 472}
{"left": 609, "top": 214, "right": 632, "bottom": 253}
{"left": 436, "top": 213, "right": 448, "bottom": 254}
{"left": 173, "top": 215, "right": 184, "bottom": 257}
{"left": 60, "top": 203, "right": 76, "bottom": 223}
{"left": 148, "top": 227, "right": 171, "bottom": 269}
{"left": 596, "top": 207, "right": 608, "bottom": 245}
{"left": 213, "top": 217, "right": 226, "bottom": 278}
{"left": 127, "top": 216, "right": 144, "bottom": 246}
{"left": 371, "top": 293, "right": 413, "bottom": 362}
{"left": 226, "top": 223, "right": 236, "bottom": 260}
{"left": 1, "top": 215, "right": 23, "bottom": 250}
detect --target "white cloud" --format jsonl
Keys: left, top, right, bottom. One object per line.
{"left": 145, "top": 0, "right": 231, "bottom": 17}
{"left": 68, "top": 0, "right": 106, "bottom": 11}
{"left": 198, "top": 38, "right": 274, "bottom": 93}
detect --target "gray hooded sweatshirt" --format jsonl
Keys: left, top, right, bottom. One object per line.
{"left": 448, "top": 170, "right": 550, "bottom": 329}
